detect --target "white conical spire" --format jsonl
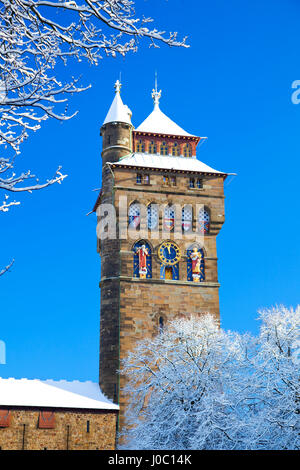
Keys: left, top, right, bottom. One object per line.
{"left": 136, "top": 76, "right": 193, "bottom": 137}
{"left": 103, "top": 80, "right": 132, "bottom": 125}
{"left": 136, "top": 82, "right": 193, "bottom": 137}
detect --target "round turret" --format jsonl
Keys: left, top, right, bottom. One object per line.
{"left": 100, "top": 81, "right": 133, "bottom": 167}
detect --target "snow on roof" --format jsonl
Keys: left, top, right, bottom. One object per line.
{"left": 0, "top": 378, "right": 119, "bottom": 410}
{"left": 103, "top": 80, "right": 132, "bottom": 126}
{"left": 136, "top": 107, "right": 193, "bottom": 137}
{"left": 110, "top": 153, "right": 227, "bottom": 175}
{"left": 135, "top": 88, "right": 194, "bottom": 137}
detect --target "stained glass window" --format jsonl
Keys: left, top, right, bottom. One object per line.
{"left": 163, "top": 205, "right": 175, "bottom": 231}
{"left": 198, "top": 207, "right": 210, "bottom": 234}
{"left": 182, "top": 205, "right": 193, "bottom": 232}
{"left": 147, "top": 203, "right": 159, "bottom": 230}
{"left": 128, "top": 202, "right": 141, "bottom": 229}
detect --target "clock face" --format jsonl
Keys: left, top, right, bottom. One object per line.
{"left": 158, "top": 242, "right": 181, "bottom": 266}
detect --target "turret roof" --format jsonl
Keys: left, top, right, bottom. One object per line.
{"left": 135, "top": 87, "right": 194, "bottom": 137}
{"left": 103, "top": 80, "right": 132, "bottom": 126}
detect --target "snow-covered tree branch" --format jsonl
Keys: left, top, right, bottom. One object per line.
{"left": 120, "top": 306, "right": 300, "bottom": 450}
{"left": 0, "top": 156, "right": 66, "bottom": 194}
{"left": 0, "top": 1, "right": 187, "bottom": 273}
{"left": 0, "top": 0, "right": 188, "bottom": 153}
{"left": 0, "top": 258, "right": 14, "bottom": 276}
{"left": 0, "top": 154, "right": 67, "bottom": 214}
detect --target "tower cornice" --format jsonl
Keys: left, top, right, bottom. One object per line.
{"left": 133, "top": 130, "right": 201, "bottom": 142}
{"left": 109, "top": 162, "right": 228, "bottom": 179}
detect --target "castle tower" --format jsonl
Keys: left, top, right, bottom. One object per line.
{"left": 96, "top": 82, "right": 228, "bottom": 428}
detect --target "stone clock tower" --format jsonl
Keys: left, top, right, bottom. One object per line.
{"left": 95, "top": 81, "right": 229, "bottom": 428}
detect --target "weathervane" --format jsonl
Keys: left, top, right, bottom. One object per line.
{"left": 152, "top": 71, "right": 161, "bottom": 107}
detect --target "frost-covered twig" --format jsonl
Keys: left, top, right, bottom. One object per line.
{"left": 0, "top": 158, "right": 67, "bottom": 193}
{"left": 0, "top": 1, "right": 188, "bottom": 153}
{"left": 0, "top": 259, "right": 14, "bottom": 276}
{"left": 0, "top": 155, "right": 67, "bottom": 212}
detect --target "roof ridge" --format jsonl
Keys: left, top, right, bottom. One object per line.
{"left": 0, "top": 377, "right": 97, "bottom": 384}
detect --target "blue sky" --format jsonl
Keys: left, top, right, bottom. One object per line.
{"left": 1, "top": 0, "right": 300, "bottom": 381}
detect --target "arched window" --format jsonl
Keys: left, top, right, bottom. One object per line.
{"left": 198, "top": 207, "right": 210, "bottom": 234}
{"left": 149, "top": 141, "right": 157, "bottom": 154}
{"left": 128, "top": 202, "right": 141, "bottom": 229}
{"left": 187, "top": 246, "right": 205, "bottom": 282}
{"left": 147, "top": 203, "right": 159, "bottom": 230}
{"left": 136, "top": 139, "right": 145, "bottom": 153}
{"left": 133, "top": 240, "right": 152, "bottom": 279}
{"left": 182, "top": 205, "right": 193, "bottom": 233}
{"left": 172, "top": 142, "right": 180, "bottom": 156}
{"left": 160, "top": 141, "right": 168, "bottom": 156}
{"left": 183, "top": 143, "right": 192, "bottom": 157}
{"left": 163, "top": 205, "right": 175, "bottom": 231}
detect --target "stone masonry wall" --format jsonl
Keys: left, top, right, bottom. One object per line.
{"left": 117, "top": 280, "right": 220, "bottom": 426}
{"left": 98, "top": 162, "right": 226, "bottom": 428}
{"left": 0, "top": 408, "right": 117, "bottom": 450}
